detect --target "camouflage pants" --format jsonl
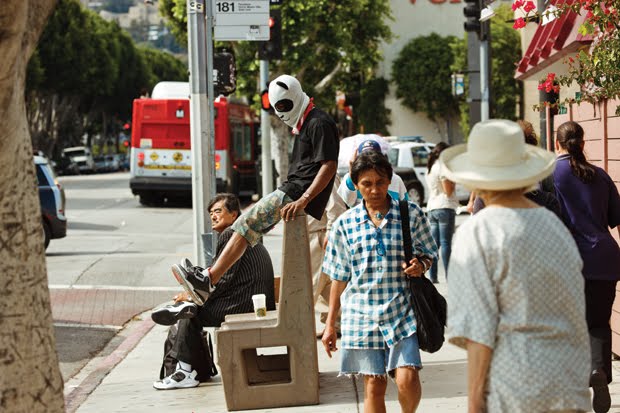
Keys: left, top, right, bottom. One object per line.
{"left": 231, "top": 189, "right": 293, "bottom": 247}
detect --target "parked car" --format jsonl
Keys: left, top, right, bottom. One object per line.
{"left": 118, "top": 153, "right": 130, "bottom": 171}
{"left": 94, "top": 156, "right": 108, "bottom": 172}
{"left": 105, "top": 154, "right": 121, "bottom": 172}
{"left": 387, "top": 141, "right": 470, "bottom": 205}
{"left": 62, "top": 146, "right": 95, "bottom": 173}
{"left": 54, "top": 155, "right": 80, "bottom": 176}
{"left": 36, "top": 156, "right": 67, "bottom": 249}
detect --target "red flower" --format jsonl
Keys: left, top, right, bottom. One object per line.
{"left": 523, "top": 1, "right": 536, "bottom": 12}
{"left": 512, "top": 0, "right": 524, "bottom": 11}
{"left": 513, "top": 17, "right": 527, "bottom": 29}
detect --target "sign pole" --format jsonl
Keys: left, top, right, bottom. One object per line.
{"left": 259, "top": 60, "right": 273, "bottom": 195}
{"left": 187, "top": 0, "right": 217, "bottom": 267}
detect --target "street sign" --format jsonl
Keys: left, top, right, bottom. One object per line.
{"left": 213, "top": 0, "right": 270, "bottom": 41}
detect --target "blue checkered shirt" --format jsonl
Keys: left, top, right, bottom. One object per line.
{"left": 322, "top": 198, "right": 437, "bottom": 349}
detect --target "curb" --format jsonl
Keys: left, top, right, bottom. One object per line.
{"left": 64, "top": 315, "right": 155, "bottom": 413}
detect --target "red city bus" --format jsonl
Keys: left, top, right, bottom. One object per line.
{"left": 129, "top": 82, "right": 258, "bottom": 206}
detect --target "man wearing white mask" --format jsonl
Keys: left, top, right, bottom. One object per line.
{"left": 171, "top": 74, "right": 339, "bottom": 305}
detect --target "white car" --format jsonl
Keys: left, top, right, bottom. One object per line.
{"left": 387, "top": 141, "right": 470, "bottom": 204}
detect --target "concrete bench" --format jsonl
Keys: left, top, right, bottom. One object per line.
{"left": 215, "top": 213, "right": 319, "bottom": 411}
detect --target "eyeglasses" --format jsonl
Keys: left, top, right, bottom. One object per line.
{"left": 373, "top": 228, "right": 386, "bottom": 257}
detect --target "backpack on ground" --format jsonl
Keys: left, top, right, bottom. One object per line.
{"left": 160, "top": 324, "right": 218, "bottom": 382}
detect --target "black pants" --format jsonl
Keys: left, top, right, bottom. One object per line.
{"left": 170, "top": 306, "right": 216, "bottom": 364}
{"left": 585, "top": 279, "right": 617, "bottom": 384}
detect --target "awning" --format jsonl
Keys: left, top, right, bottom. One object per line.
{"left": 515, "top": 1, "right": 592, "bottom": 80}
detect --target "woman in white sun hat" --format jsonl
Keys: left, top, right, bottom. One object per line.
{"left": 442, "top": 119, "right": 590, "bottom": 413}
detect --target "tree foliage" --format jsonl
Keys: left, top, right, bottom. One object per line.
{"left": 159, "top": 0, "right": 393, "bottom": 117}
{"left": 357, "top": 77, "right": 392, "bottom": 135}
{"left": 26, "top": 0, "right": 187, "bottom": 157}
{"left": 392, "top": 33, "right": 459, "bottom": 122}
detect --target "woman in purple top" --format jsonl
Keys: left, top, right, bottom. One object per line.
{"left": 553, "top": 120, "right": 620, "bottom": 413}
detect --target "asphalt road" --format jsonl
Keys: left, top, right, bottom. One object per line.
{"left": 48, "top": 172, "right": 196, "bottom": 381}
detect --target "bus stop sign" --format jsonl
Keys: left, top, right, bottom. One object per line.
{"left": 213, "top": 0, "right": 270, "bottom": 41}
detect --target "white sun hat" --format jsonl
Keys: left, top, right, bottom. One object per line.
{"left": 439, "top": 119, "right": 556, "bottom": 191}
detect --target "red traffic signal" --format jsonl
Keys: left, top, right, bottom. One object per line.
{"left": 123, "top": 140, "right": 130, "bottom": 147}
{"left": 260, "top": 89, "right": 271, "bottom": 111}
{"left": 123, "top": 122, "right": 131, "bottom": 130}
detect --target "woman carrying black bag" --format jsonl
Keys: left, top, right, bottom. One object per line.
{"left": 321, "top": 150, "right": 437, "bottom": 413}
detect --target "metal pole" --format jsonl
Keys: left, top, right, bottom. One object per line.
{"left": 480, "top": 38, "right": 489, "bottom": 122}
{"left": 259, "top": 60, "right": 273, "bottom": 195}
{"left": 204, "top": 0, "right": 218, "bottom": 263}
{"left": 187, "top": 0, "right": 216, "bottom": 267}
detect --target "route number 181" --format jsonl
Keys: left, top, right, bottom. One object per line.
{"left": 215, "top": 2, "right": 235, "bottom": 12}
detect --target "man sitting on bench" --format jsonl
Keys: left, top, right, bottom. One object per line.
{"left": 151, "top": 193, "right": 276, "bottom": 390}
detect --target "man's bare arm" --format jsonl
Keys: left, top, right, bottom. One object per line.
{"left": 281, "top": 160, "right": 338, "bottom": 221}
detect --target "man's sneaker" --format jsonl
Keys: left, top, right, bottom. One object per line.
{"left": 591, "top": 369, "right": 611, "bottom": 413}
{"left": 180, "top": 257, "right": 204, "bottom": 275}
{"left": 153, "top": 364, "right": 199, "bottom": 390}
{"left": 151, "top": 301, "right": 198, "bottom": 326}
{"left": 171, "top": 264, "right": 215, "bottom": 306}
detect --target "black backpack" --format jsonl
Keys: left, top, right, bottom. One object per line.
{"left": 159, "top": 324, "right": 218, "bottom": 382}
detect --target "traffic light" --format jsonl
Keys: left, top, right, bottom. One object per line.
{"left": 260, "top": 89, "right": 272, "bottom": 112}
{"left": 463, "top": 0, "right": 482, "bottom": 38}
{"left": 213, "top": 49, "right": 236, "bottom": 96}
{"left": 258, "top": 9, "right": 282, "bottom": 60}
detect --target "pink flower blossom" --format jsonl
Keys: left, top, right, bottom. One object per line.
{"left": 513, "top": 17, "right": 527, "bottom": 29}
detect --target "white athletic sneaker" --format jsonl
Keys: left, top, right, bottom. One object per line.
{"left": 153, "top": 364, "right": 199, "bottom": 390}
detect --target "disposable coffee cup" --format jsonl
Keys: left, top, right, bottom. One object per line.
{"left": 252, "top": 294, "right": 267, "bottom": 318}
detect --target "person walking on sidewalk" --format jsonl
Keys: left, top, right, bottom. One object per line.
{"left": 151, "top": 194, "right": 276, "bottom": 390}
{"left": 322, "top": 151, "right": 437, "bottom": 413}
{"left": 171, "top": 74, "right": 339, "bottom": 305}
{"left": 443, "top": 119, "right": 591, "bottom": 413}
{"left": 424, "top": 142, "right": 458, "bottom": 284}
{"left": 553, "top": 121, "right": 620, "bottom": 413}
{"left": 337, "top": 139, "right": 408, "bottom": 208}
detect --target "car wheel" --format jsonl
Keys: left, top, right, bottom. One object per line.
{"left": 43, "top": 220, "right": 51, "bottom": 249}
{"left": 406, "top": 183, "right": 424, "bottom": 206}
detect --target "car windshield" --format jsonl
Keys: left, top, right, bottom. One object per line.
{"left": 64, "top": 149, "right": 85, "bottom": 157}
{"left": 411, "top": 147, "right": 429, "bottom": 167}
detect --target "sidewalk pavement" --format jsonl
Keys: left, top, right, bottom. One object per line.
{"left": 68, "top": 220, "right": 620, "bottom": 413}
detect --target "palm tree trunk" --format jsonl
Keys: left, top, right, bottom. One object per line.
{"left": 0, "top": 1, "right": 65, "bottom": 412}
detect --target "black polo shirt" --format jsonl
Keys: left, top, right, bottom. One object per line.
{"left": 278, "top": 107, "right": 339, "bottom": 220}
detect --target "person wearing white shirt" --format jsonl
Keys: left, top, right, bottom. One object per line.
{"left": 337, "top": 139, "right": 408, "bottom": 208}
{"left": 425, "top": 142, "right": 459, "bottom": 284}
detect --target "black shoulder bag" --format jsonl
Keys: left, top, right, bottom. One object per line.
{"left": 399, "top": 200, "right": 447, "bottom": 353}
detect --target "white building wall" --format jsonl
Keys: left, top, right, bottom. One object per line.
{"left": 378, "top": 0, "right": 466, "bottom": 143}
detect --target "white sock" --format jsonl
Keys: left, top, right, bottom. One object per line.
{"left": 178, "top": 361, "right": 192, "bottom": 372}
